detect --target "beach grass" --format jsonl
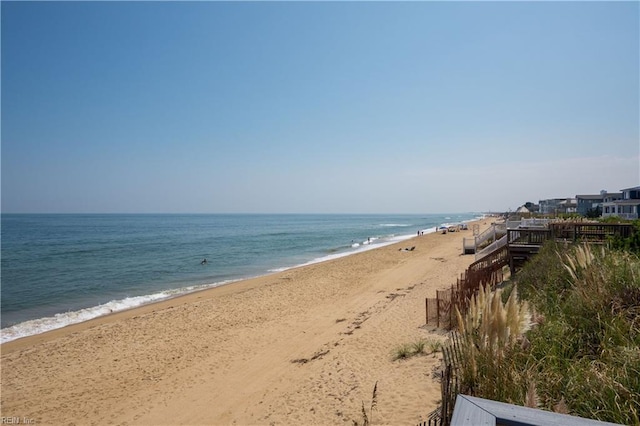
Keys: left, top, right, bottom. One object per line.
{"left": 452, "top": 241, "right": 640, "bottom": 425}
{"left": 392, "top": 343, "right": 414, "bottom": 360}
{"left": 353, "top": 381, "right": 378, "bottom": 426}
{"left": 392, "top": 338, "right": 441, "bottom": 361}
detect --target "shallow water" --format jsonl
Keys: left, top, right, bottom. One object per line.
{"left": 1, "top": 213, "right": 479, "bottom": 341}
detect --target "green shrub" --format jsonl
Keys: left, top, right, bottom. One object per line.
{"left": 608, "top": 219, "right": 640, "bottom": 254}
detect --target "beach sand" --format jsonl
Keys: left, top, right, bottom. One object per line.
{"left": 1, "top": 220, "right": 488, "bottom": 425}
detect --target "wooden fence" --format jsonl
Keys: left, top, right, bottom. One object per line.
{"left": 420, "top": 222, "right": 637, "bottom": 426}
{"left": 425, "top": 288, "right": 454, "bottom": 329}
{"left": 417, "top": 333, "right": 464, "bottom": 426}
{"left": 426, "top": 245, "right": 508, "bottom": 330}
{"left": 508, "top": 222, "right": 634, "bottom": 246}
{"left": 427, "top": 223, "right": 635, "bottom": 330}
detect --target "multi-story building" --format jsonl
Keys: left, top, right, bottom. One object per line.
{"left": 602, "top": 186, "right": 640, "bottom": 219}
{"left": 539, "top": 198, "right": 576, "bottom": 215}
{"left": 538, "top": 198, "right": 566, "bottom": 215}
{"left": 576, "top": 190, "right": 621, "bottom": 216}
{"left": 559, "top": 198, "right": 577, "bottom": 214}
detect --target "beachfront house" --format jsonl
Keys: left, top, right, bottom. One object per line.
{"left": 602, "top": 186, "right": 640, "bottom": 220}
{"left": 603, "top": 191, "right": 623, "bottom": 204}
{"left": 539, "top": 198, "right": 576, "bottom": 215}
{"left": 559, "top": 198, "right": 577, "bottom": 214}
{"left": 538, "top": 198, "right": 565, "bottom": 215}
{"left": 576, "top": 192, "right": 606, "bottom": 216}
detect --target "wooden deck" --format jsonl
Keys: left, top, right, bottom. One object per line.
{"left": 506, "top": 222, "right": 634, "bottom": 274}
{"left": 427, "top": 223, "right": 636, "bottom": 329}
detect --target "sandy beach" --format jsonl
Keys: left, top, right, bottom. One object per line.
{"left": 1, "top": 220, "right": 488, "bottom": 425}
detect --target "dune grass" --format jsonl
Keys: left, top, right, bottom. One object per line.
{"left": 453, "top": 242, "right": 640, "bottom": 424}
{"left": 353, "top": 381, "right": 378, "bottom": 426}
{"left": 392, "top": 338, "right": 441, "bottom": 361}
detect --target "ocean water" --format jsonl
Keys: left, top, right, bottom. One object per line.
{"left": 1, "top": 213, "right": 479, "bottom": 343}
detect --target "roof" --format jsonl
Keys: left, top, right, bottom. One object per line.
{"left": 539, "top": 198, "right": 567, "bottom": 203}
{"left": 621, "top": 186, "right": 640, "bottom": 191}
{"left": 608, "top": 200, "right": 640, "bottom": 206}
{"left": 451, "top": 395, "right": 621, "bottom": 426}
{"left": 576, "top": 194, "right": 604, "bottom": 200}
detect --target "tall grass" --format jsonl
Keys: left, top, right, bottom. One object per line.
{"left": 522, "top": 244, "right": 640, "bottom": 424}
{"left": 454, "top": 283, "right": 533, "bottom": 404}
{"left": 353, "top": 381, "right": 378, "bottom": 426}
{"left": 454, "top": 242, "right": 640, "bottom": 424}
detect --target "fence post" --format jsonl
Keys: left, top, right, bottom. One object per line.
{"left": 425, "top": 298, "right": 428, "bottom": 325}
{"left": 436, "top": 292, "right": 440, "bottom": 328}
{"left": 450, "top": 286, "right": 454, "bottom": 328}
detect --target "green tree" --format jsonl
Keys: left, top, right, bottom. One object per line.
{"left": 585, "top": 206, "right": 602, "bottom": 218}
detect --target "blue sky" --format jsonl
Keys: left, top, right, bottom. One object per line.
{"left": 2, "top": 1, "right": 638, "bottom": 213}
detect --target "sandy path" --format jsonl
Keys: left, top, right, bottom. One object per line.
{"left": 1, "top": 220, "right": 487, "bottom": 425}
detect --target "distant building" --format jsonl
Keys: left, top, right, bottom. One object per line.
{"left": 559, "top": 198, "right": 577, "bottom": 214}
{"left": 539, "top": 198, "right": 576, "bottom": 215}
{"left": 602, "top": 186, "right": 640, "bottom": 219}
{"left": 603, "top": 191, "right": 624, "bottom": 204}
{"left": 538, "top": 198, "right": 565, "bottom": 215}
{"left": 576, "top": 192, "right": 606, "bottom": 216}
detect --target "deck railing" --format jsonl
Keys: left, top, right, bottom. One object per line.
{"left": 507, "top": 228, "right": 551, "bottom": 246}
{"left": 549, "top": 222, "right": 634, "bottom": 241}
{"left": 463, "top": 222, "right": 506, "bottom": 254}
{"left": 435, "top": 223, "right": 635, "bottom": 330}
{"left": 474, "top": 234, "right": 507, "bottom": 260}
{"left": 520, "top": 218, "right": 552, "bottom": 228}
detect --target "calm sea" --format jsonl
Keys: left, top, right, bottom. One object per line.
{"left": 1, "top": 213, "right": 479, "bottom": 342}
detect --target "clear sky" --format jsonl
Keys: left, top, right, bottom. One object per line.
{"left": 2, "top": 1, "right": 638, "bottom": 214}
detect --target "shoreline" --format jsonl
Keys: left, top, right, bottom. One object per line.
{"left": 1, "top": 219, "right": 474, "bottom": 345}
{"left": 1, "top": 219, "right": 489, "bottom": 425}
{"left": 1, "top": 227, "right": 436, "bottom": 351}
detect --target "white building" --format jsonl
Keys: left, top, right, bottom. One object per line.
{"left": 602, "top": 186, "right": 640, "bottom": 220}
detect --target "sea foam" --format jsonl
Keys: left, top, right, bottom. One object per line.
{"left": 1, "top": 213, "right": 483, "bottom": 344}
{"left": 1, "top": 233, "right": 417, "bottom": 343}
{"left": 2, "top": 233, "right": 419, "bottom": 343}
{"left": 268, "top": 232, "right": 418, "bottom": 273}
{"left": 0, "top": 281, "right": 235, "bottom": 344}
